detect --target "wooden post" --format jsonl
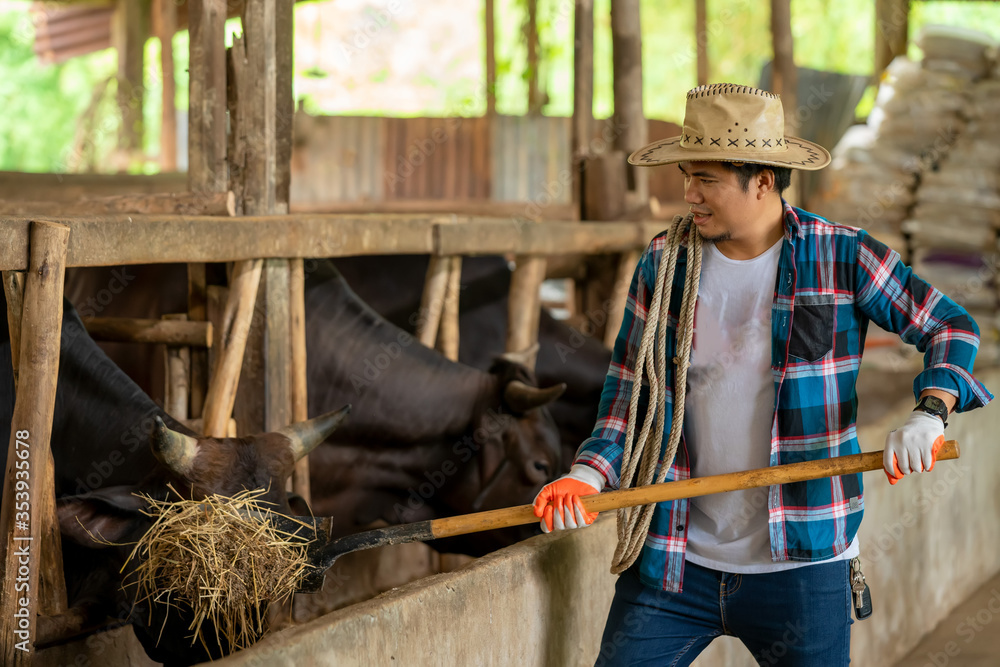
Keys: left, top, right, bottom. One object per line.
{"left": 229, "top": 0, "right": 295, "bottom": 436}
{"left": 155, "top": 0, "right": 177, "bottom": 171}
{"left": 695, "top": 0, "right": 709, "bottom": 86}
{"left": 289, "top": 258, "right": 310, "bottom": 504}
{"left": 201, "top": 259, "right": 263, "bottom": 437}
{"left": 188, "top": 0, "right": 228, "bottom": 193}
{"left": 188, "top": 0, "right": 227, "bottom": 422}
{"left": 604, "top": 249, "right": 641, "bottom": 349}
{"left": 770, "top": 0, "right": 798, "bottom": 205}
{"left": 438, "top": 256, "right": 462, "bottom": 361}
{"left": 0, "top": 221, "right": 70, "bottom": 663}
{"left": 112, "top": 0, "right": 146, "bottom": 171}
{"left": 163, "top": 314, "right": 191, "bottom": 421}
{"left": 526, "top": 0, "right": 541, "bottom": 114}
{"left": 875, "top": 0, "right": 909, "bottom": 79}
{"left": 416, "top": 257, "right": 451, "bottom": 349}
{"left": 188, "top": 263, "right": 208, "bottom": 419}
{"left": 506, "top": 255, "right": 547, "bottom": 369}
{"left": 2, "top": 271, "right": 25, "bottom": 386}
{"left": 610, "top": 0, "right": 648, "bottom": 212}
{"left": 572, "top": 0, "right": 595, "bottom": 218}
{"left": 770, "top": 0, "right": 797, "bottom": 119}
{"left": 81, "top": 317, "right": 212, "bottom": 346}
{"left": 485, "top": 0, "right": 496, "bottom": 116}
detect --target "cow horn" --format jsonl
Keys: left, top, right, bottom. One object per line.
{"left": 498, "top": 343, "right": 540, "bottom": 368}
{"left": 277, "top": 404, "right": 352, "bottom": 461}
{"left": 503, "top": 381, "right": 567, "bottom": 413}
{"left": 151, "top": 417, "right": 200, "bottom": 476}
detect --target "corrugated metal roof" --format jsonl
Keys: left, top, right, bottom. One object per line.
{"left": 31, "top": 2, "right": 113, "bottom": 64}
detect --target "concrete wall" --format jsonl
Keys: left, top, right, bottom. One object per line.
{"left": 214, "top": 367, "right": 1000, "bottom": 667}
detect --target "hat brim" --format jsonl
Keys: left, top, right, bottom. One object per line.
{"left": 628, "top": 135, "right": 831, "bottom": 171}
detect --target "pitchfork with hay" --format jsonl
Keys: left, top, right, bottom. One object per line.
{"left": 126, "top": 440, "right": 961, "bottom": 660}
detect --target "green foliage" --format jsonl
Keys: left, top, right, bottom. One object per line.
{"left": 0, "top": 7, "right": 117, "bottom": 172}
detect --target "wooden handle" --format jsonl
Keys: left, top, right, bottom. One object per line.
{"left": 429, "top": 441, "right": 961, "bottom": 539}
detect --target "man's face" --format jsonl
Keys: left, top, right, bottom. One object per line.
{"left": 678, "top": 161, "right": 758, "bottom": 244}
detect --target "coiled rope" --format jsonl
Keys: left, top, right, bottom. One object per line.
{"left": 611, "top": 213, "right": 703, "bottom": 574}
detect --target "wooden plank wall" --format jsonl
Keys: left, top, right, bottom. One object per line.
{"left": 290, "top": 114, "right": 582, "bottom": 207}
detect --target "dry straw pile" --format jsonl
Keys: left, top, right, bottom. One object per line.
{"left": 124, "top": 488, "right": 315, "bottom": 653}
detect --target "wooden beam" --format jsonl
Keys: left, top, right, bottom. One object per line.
{"left": 0, "top": 191, "right": 236, "bottom": 217}
{"left": 485, "top": 0, "right": 496, "bottom": 116}
{"left": 604, "top": 249, "right": 641, "bottom": 348}
{"left": 289, "top": 258, "right": 310, "bottom": 504}
{"left": 526, "top": 0, "right": 540, "bottom": 114}
{"left": 188, "top": 0, "right": 228, "bottom": 193}
{"left": 162, "top": 313, "right": 191, "bottom": 420}
{"left": 2, "top": 271, "right": 25, "bottom": 387}
{"left": 200, "top": 259, "right": 262, "bottom": 437}
{"left": 289, "top": 199, "right": 579, "bottom": 221}
{"left": 0, "top": 215, "right": 685, "bottom": 270}
{"left": 876, "top": 0, "right": 910, "bottom": 79}
{"left": 770, "top": 0, "right": 797, "bottom": 121}
{"left": 155, "top": 0, "right": 178, "bottom": 171}
{"left": 0, "top": 171, "right": 187, "bottom": 200}
{"left": 81, "top": 316, "right": 213, "bottom": 346}
{"left": 572, "top": 0, "right": 594, "bottom": 217}
{"left": 695, "top": 0, "right": 709, "bottom": 86}
{"left": 438, "top": 256, "right": 462, "bottom": 361}
{"left": 0, "top": 221, "right": 70, "bottom": 663}
{"left": 112, "top": 0, "right": 146, "bottom": 169}
{"left": 187, "top": 262, "right": 208, "bottom": 419}
{"left": 506, "top": 255, "right": 547, "bottom": 369}
{"left": 610, "top": 0, "right": 648, "bottom": 210}
{"left": 263, "top": 259, "right": 291, "bottom": 433}
{"left": 416, "top": 256, "right": 451, "bottom": 348}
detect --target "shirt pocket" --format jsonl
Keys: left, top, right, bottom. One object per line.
{"left": 788, "top": 301, "right": 835, "bottom": 362}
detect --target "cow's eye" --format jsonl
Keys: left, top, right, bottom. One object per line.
{"left": 533, "top": 461, "right": 550, "bottom": 474}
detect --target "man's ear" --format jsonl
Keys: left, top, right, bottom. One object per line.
{"left": 757, "top": 168, "right": 777, "bottom": 198}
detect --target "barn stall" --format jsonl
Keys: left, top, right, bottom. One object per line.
{"left": 1, "top": 0, "right": 999, "bottom": 665}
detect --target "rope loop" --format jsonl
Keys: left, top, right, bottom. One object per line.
{"left": 611, "top": 213, "right": 703, "bottom": 574}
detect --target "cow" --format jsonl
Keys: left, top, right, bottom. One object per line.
{"left": 331, "top": 254, "right": 613, "bottom": 463}
{"left": 299, "top": 260, "right": 564, "bottom": 554}
{"left": 63, "top": 261, "right": 567, "bottom": 555}
{"left": 0, "top": 292, "right": 350, "bottom": 665}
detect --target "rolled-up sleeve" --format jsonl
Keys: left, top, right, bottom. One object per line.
{"left": 854, "top": 230, "right": 993, "bottom": 412}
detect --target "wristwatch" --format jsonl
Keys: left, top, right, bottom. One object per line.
{"left": 914, "top": 395, "right": 949, "bottom": 426}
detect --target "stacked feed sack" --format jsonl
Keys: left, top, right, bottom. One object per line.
{"left": 903, "top": 26, "right": 1000, "bottom": 362}
{"left": 808, "top": 52, "right": 972, "bottom": 258}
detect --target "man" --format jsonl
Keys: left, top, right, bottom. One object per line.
{"left": 532, "top": 83, "right": 993, "bottom": 666}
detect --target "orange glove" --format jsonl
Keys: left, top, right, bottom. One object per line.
{"left": 532, "top": 464, "right": 604, "bottom": 533}
{"left": 884, "top": 411, "right": 946, "bottom": 485}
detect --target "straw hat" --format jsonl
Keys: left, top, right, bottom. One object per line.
{"left": 629, "top": 83, "right": 831, "bottom": 170}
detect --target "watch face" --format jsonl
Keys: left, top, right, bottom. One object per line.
{"left": 922, "top": 396, "right": 947, "bottom": 412}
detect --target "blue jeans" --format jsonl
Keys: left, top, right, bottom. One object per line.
{"left": 595, "top": 559, "right": 853, "bottom": 667}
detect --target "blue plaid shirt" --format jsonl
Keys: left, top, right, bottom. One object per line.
{"left": 576, "top": 202, "right": 993, "bottom": 592}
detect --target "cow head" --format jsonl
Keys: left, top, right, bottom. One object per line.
{"left": 462, "top": 359, "right": 565, "bottom": 514}
{"left": 58, "top": 406, "right": 351, "bottom": 546}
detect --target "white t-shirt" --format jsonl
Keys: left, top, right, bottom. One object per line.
{"left": 683, "top": 239, "right": 858, "bottom": 573}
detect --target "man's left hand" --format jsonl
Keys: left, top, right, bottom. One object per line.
{"left": 883, "top": 411, "right": 946, "bottom": 485}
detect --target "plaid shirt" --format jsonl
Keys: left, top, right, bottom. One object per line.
{"left": 577, "top": 202, "right": 993, "bottom": 593}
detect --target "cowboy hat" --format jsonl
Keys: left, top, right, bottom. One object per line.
{"left": 628, "top": 83, "right": 831, "bottom": 171}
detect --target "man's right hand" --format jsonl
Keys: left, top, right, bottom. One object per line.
{"left": 532, "top": 464, "right": 605, "bottom": 533}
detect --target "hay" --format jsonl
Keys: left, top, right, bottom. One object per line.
{"left": 124, "top": 487, "right": 314, "bottom": 654}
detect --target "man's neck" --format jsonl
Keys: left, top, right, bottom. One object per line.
{"left": 713, "top": 197, "right": 785, "bottom": 260}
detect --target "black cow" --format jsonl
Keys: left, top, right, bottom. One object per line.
{"left": 63, "top": 262, "right": 567, "bottom": 555}
{"left": 332, "top": 254, "right": 613, "bottom": 463}
{"left": 0, "top": 295, "right": 349, "bottom": 665}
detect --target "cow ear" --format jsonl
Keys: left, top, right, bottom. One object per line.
{"left": 57, "top": 487, "right": 146, "bottom": 547}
